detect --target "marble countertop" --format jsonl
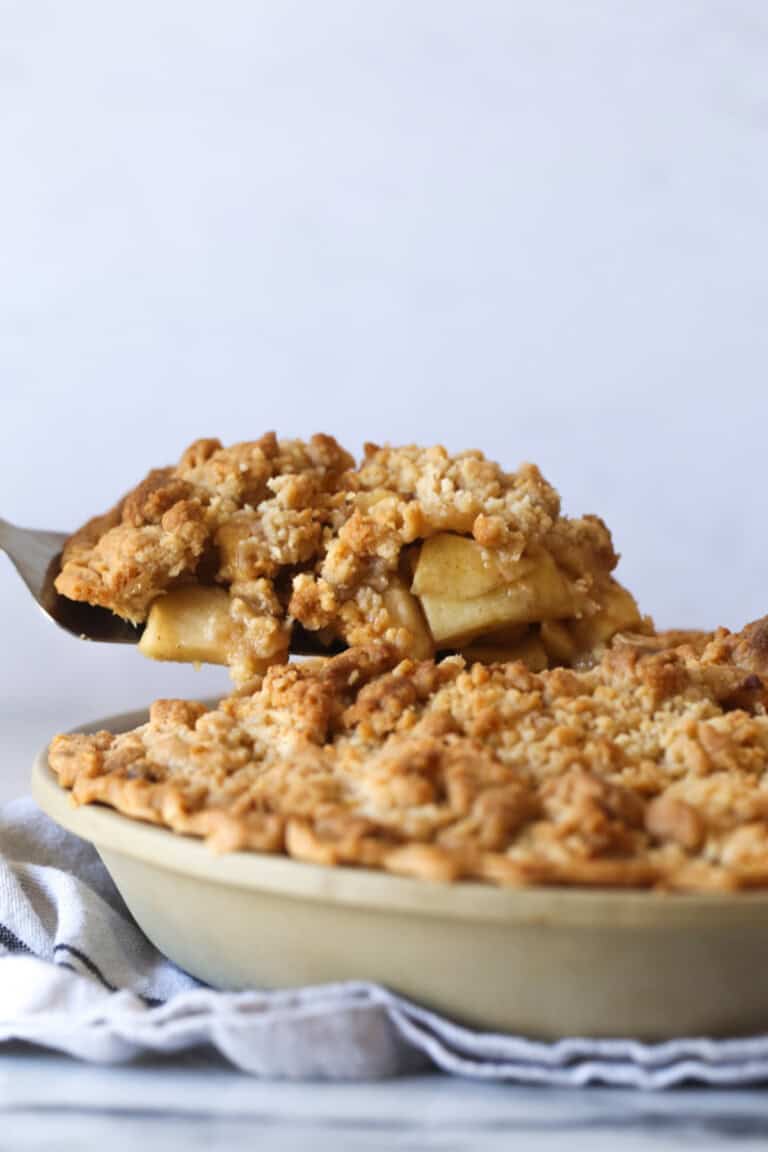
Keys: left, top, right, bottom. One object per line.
{"left": 2, "top": 1046, "right": 768, "bottom": 1151}
{"left": 3, "top": 700, "right": 768, "bottom": 1150}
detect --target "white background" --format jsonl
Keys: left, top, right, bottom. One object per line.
{"left": 1, "top": 1, "right": 767, "bottom": 795}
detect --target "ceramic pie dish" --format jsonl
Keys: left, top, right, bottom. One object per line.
{"left": 31, "top": 702, "right": 768, "bottom": 1041}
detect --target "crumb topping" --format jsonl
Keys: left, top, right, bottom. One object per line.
{"left": 55, "top": 434, "right": 640, "bottom": 679}
{"left": 48, "top": 619, "right": 768, "bottom": 890}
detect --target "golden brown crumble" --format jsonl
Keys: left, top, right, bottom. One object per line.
{"left": 55, "top": 434, "right": 646, "bottom": 680}
{"left": 49, "top": 618, "right": 768, "bottom": 890}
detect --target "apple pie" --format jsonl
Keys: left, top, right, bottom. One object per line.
{"left": 49, "top": 617, "right": 768, "bottom": 891}
{"left": 55, "top": 434, "right": 647, "bottom": 681}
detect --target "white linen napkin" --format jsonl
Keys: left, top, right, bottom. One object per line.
{"left": 3, "top": 795, "right": 768, "bottom": 1087}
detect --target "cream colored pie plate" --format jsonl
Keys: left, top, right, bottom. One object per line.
{"left": 31, "top": 704, "right": 768, "bottom": 1039}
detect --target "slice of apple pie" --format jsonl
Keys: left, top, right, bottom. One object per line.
{"left": 55, "top": 434, "right": 647, "bottom": 681}
{"left": 48, "top": 617, "right": 768, "bottom": 890}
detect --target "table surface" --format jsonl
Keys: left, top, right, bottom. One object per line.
{"left": 3, "top": 700, "right": 768, "bottom": 1150}
{"left": 2, "top": 1046, "right": 768, "bottom": 1152}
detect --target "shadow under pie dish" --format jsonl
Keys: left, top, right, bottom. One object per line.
{"left": 34, "top": 618, "right": 768, "bottom": 1037}
{"left": 54, "top": 434, "right": 647, "bottom": 680}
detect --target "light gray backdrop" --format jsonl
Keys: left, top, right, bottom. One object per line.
{"left": 1, "top": 1, "right": 766, "bottom": 795}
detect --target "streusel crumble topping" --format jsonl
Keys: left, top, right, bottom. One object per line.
{"left": 49, "top": 617, "right": 768, "bottom": 891}
{"left": 55, "top": 434, "right": 645, "bottom": 679}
